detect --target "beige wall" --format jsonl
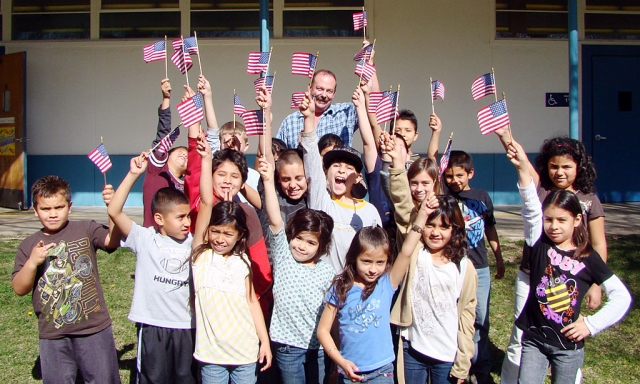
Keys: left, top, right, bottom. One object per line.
{"left": 5, "top": 0, "right": 571, "bottom": 156}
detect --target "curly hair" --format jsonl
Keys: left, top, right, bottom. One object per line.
{"left": 426, "top": 195, "right": 468, "bottom": 269}
{"left": 330, "top": 227, "right": 392, "bottom": 308}
{"left": 535, "top": 137, "right": 597, "bottom": 194}
{"left": 285, "top": 209, "right": 334, "bottom": 263}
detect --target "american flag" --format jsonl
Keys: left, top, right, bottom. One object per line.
{"left": 247, "top": 52, "right": 270, "bottom": 74}
{"left": 376, "top": 91, "right": 398, "bottom": 124}
{"left": 291, "top": 52, "right": 317, "bottom": 78}
{"left": 367, "top": 91, "right": 389, "bottom": 113}
{"left": 432, "top": 80, "right": 445, "bottom": 101}
{"left": 170, "top": 47, "right": 193, "bottom": 74}
{"left": 439, "top": 136, "right": 453, "bottom": 177}
{"left": 254, "top": 75, "right": 274, "bottom": 94}
{"left": 353, "top": 44, "right": 373, "bottom": 62}
{"left": 471, "top": 73, "right": 496, "bottom": 101}
{"left": 88, "top": 143, "right": 113, "bottom": 173}
{"left": 353, "top": 11, "right": 367, "bottom": 31}
{"left": 291, "top": 92, "right": 305, "bottom": 109}
{"left": 143, "top": 40, "right": 165, "bottom": 63}
{"left": 157, "top": 126, "right": 181, "bottom": 154}
{"left": 241, "top": 109, "right": 265, "bottom": 136}
{"left": 172, "top": 37, "right": 198, "bottom": 55}
{"left": 354, "top": 59, "right": 376, "bottom": 83}
{"left": 477, "top": 99, "right": 510, "bottom": 135}
{"left": 176, "top": 93, "right": 204, "bottom": 128}
{"left": 234, "top": 94, "right": 246, "bottom": 116}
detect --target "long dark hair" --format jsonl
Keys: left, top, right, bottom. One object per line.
{"left": 542, "top": 190, "right": 592, "bottom": 259}
{"left": 191, "top": 202, "right": 249, "bottom": 263}
{"left": 426, "top": 195, "right": 468, "bottom": 268}
{"left": 330, "top": 227, "right": 391, "bottom": 308}
{"left": 285, "top": 209, "right": 334, "bottom": 263}
{"left": 535, "top": 137, "right": 597, "bottom": 194}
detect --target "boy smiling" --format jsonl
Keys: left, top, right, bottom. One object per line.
{"left": 299, "top": 92, "right": 381, "bottom": 273}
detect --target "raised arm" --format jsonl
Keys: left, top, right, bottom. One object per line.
{"left": 426, "top": 113, "right": 442, "bottom": 160}
{"left": 353, "top": 85, "right": 377, "bottom": 173}
{"left": 108, "top": 153, "right": 149, "bottom": 238}
{"left": 494, "top": 127, "right": 538, "bottom": 185}
{"left": 192, "top": 135, "right": 213, "bottom": 249}
{"left": 255, "top": 87, "right": 274, "bottom": 166}
{"left": 389, "top": 193, "right": 437, "bottom": 287}
{"left": 149, "top": 79, "right": 173, "bottom": 168}
{"left": 508, "top": 140, "right": 542, "bottom": 245}
{"left": 102, "top": 184, "right": 121, "bottom": 250}
{"left": 257, "top": 157, "right": 282, "bottom": 233}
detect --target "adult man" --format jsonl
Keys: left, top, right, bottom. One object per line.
{"left": 277, "top": 64, "right": 379, "bottom": 149}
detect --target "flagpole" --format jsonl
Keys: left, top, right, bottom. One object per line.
{"left": 429, "top": 77, "right": 435, "bottom": 115}
{"left": 194, "top": 31, "right": 203, "bottom": 76}
{"left": 492, "top": 67, "right": 498, "bottom": 103}
{"left": 100, "top": 136, "right": 107, "bottom": 186}
{"left": 503, "top": 91, "right": 513, "bottom": 145}
{"left": 181, "top": 36, "right": 190, "bottom": 89}
{"left": 384, "top": 85, "right": 392, "bottom": 132}
{"left": 233, "top": 89, "right": 237, "bottom": 128}
{"left": 164, "top": 35, "right": 168, "bottom": 80}
{"left": 265, "top": 46, "right": 273, "bottom": 75}
{"left": 392, "top": 84, "right": 400, "bottom": 134}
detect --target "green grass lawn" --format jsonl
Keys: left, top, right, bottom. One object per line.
{"left": 1, "top": 235, "right": 638, "bottom": 383}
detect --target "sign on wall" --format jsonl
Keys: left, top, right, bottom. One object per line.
{"left": 546, "top": 93, "right": 569, "bottom": 107}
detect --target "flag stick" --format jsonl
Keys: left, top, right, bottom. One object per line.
{"left": 362, "top": 7, "right": 366, "bottom": 40}
{"left": 194, "top": 31, "right": 203, "bottom": 76}
{"left": 164, "top": 35, "right": 168, "bottom": 80}
{"left": 310, "top": 51, "right": 320, "bottom": 84}
{"left": 384, "top": 85, "right": 392, "bottom": 132}
{"left": 181, "top": 36, "right": 190, "bottom": 89}
{"left": 265, "top": 46, "right": 273, "bottom": 76}
{"left": 392, "top": 84, "right": 400, "bottom": 134}
{"left": 503, "top": 92, "right": 513, "bottom": 145}
{"left": 492, "top": 67, "right": 498, "bottom": 103}
{"left": 271, "top": 71, "right": 277, "bottom": 94}
{"left": 261, "top": 108, "right": 266, "bottom": 156}
{"left": 233, "top": 89, "right": 237, "bottom": 128}
{"left": 100, "top": 136, "right": 107, "bottom": 186}
{"left": 149, "top": 123, "right": 183, "bottom": 153}
{"left": 429, "top": 77, "right": 435, "bottom": 114}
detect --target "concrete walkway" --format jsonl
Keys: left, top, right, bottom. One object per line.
{"left": 0, "top": 203, "right": 637, "bottom": 240}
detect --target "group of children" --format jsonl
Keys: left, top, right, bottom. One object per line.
{"left": 12, "top": 70, "right": 631, "bottom": 384}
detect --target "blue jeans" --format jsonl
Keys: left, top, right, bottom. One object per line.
{"left": 518, "top": 336, "right": 584, "bottom": 384}
{"left": 403, "top": 340, "right": 455, "bottom": 384}
{"left": 201, "top": 362, "right": 257, "bottom": 384}
{"left": 472, "top": 266, "right": 492, "bottom": 375}
{"left": 338, "top": 362, "right": 394, "bottom": 383}
{"left": 274, "top": 343, "right": 325, "bottom": 384}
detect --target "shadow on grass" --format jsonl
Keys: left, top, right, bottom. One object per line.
{"left": 31, "top": 343, "right": 136, "bottom": 383}
{"left": 489, "top": 339, "right": 506, "bottom": 376}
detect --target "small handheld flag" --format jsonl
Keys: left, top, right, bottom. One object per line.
{"left": 241, "top": 110, "right": 265, "bottom": 136}
{"left": 477, "top": 99, "right": 510, "bottom": 135}
{"left": 376, "top": 91, "right": 399, "bottom": 124}
{"left": 291, "top": 92, "right": 305, "bottom": 109}
{"left": 353, "top": 44, "right": 373, "bottom": 62}
{"left": 157, "top": 126, "right": 181, "bottom": 154}
{"left": 353, "top": 11, "right": 367, "bottom": 31}
{"left": 439, "top": 133, "right": 453, "bottom": 178}
{"left": 176, "top": 93, "right": 204, "bottom": 128}
{"left": 355, "top": 59, "right": 376, "bottom": 83}
{"left": 247, "top": 52, "right": 271, "bottom": 74}
{"left": 234, "top": 94, "right": 246, "bottom": 116}
{"left": 291, "top": 52, "right": 317, "bottom": 78}
{"left": 172, "top": 37, "right": 198, "bottom": 55}
{"left": 170, "top": 47, "right": 193, "bottom": 74}
{"left": 254, "top": 75, "right": 274, "bottom": 94}
{"left": 432, "top": 80, "right": 445, "bottom": 101}
{"left": 368, "top": 91, "right": 389, "bottom": 113}
{"left": 471, "top": 73, "right": 496, "bottom": 101}
{"left": 143, "top": 40, "right": 165, "bottom": 63}
{"left": 88, "top": 143, "right": 113, "bottom": 173}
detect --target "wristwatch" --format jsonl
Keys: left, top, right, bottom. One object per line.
{"left": 411, "top": 224, "right": 424, "bottom": 234}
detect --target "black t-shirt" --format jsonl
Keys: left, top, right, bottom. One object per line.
{"left": 447, "top": 187, "right": 496, "bottom": 268}
{"left": 516, "top": 234, "right": 613, "bottom": 350}
{"left": 13, "top": 221, "right": 114, "bottom": 339}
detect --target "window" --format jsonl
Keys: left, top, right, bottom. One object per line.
{"left": 496, "top": 1, "right": 568, "bottom": 39}
{"left": 12, "top": 0, "right": 90, "bottom": 40}
{"left": 283, "top": 0, "right": 363, "bottom": 37}
{"left": 191, "top": 1, "right": 272, "bottom": 38}
{"left": 100, "top": 0, "right": 180, "bottom": 39}
{"left": 585, "top": 1, "right": 640, "bottom": 40}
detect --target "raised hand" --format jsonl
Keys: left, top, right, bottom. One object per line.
{"left": 197, "top": 74, "right": 211, "bottom": 96}
{"left": 299, "top": 91, "right": 315, "bottom": 117}
{"left": 102, "top": 184, "right": 114, "bottom": 206}
{"left": 429, "top": 113, "right": 442, "bottom": 132}
{"left": 256, "top": 86, "right": 272, "bottom": 110}
{"left": 161, "top": 78, "right": 171, "bottom": 99}
{"left": 352, "top": 86, "right": 365, "bottom": 109}
{"left": 257, "top": 156, "right": 274, "bottom": 184}
{"left": 195, "top": 132, "right": 212, "bottom": 159}
{"left": 130, "top": 152, "right": 148, "bottom": 176}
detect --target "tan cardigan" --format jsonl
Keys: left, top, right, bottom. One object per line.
{"left": 388, "top": 167, "right": 478, "bottom": 382}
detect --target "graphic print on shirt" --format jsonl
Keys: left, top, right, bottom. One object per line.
{"left": 155, "top": 240, "right": 191, "bottom": 292}
{"left": 535, "top": 247, "right": 585, "bottom": 328}
{"left": 411, "top": 276, "right": 456, "bottom": 336}
{"left": 345, "top": 299, "right": 382, "bottom": 334}
{"left": 37, "top": 239, "right": 98, "bottom": 329}
{"left": 458, "top": 199, "right": 488, "bottom": 249}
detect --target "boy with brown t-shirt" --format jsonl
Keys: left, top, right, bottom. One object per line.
{"left": 12, "top": 175, "right": 121, "bottom": 383}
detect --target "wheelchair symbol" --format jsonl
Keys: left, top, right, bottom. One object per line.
{"left": 547, "top": 95, "right": 557, "bottom": 106}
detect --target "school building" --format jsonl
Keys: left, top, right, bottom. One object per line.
{"left": 0, "top": 0, "right": 638, "bottom": 208}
